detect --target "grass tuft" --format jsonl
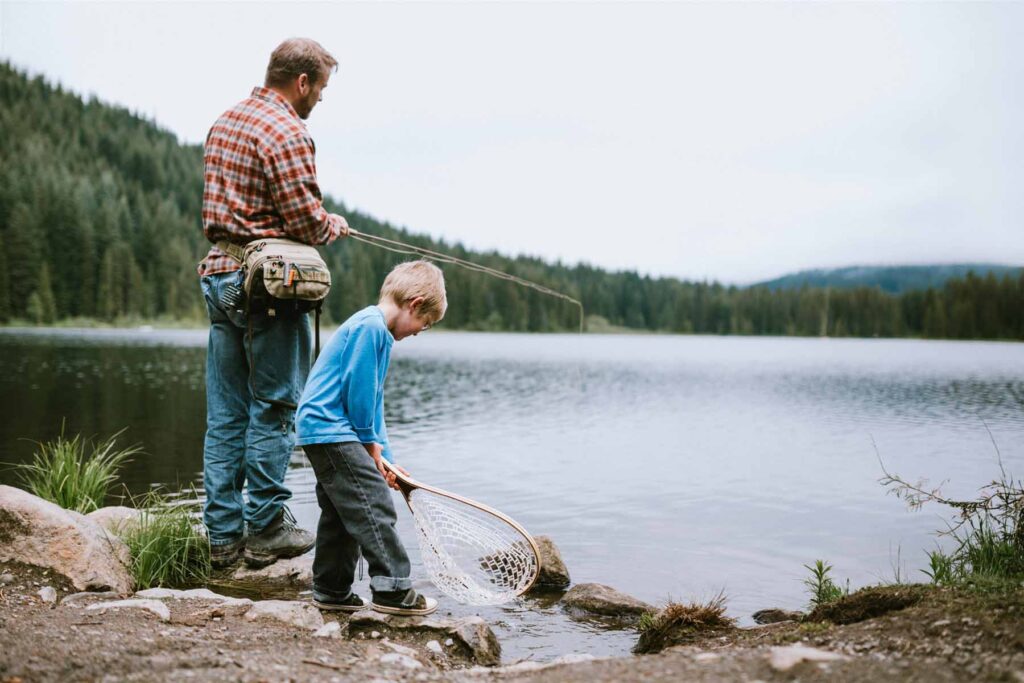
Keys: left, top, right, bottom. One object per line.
{"left": 633, "top": 592, "right": 736, "bottom": 654}
{"left": 121, "top": 491, "right": 210, "bottom": 590}
{"left": 12, "top": 424, "right": 141, "bottom": 513}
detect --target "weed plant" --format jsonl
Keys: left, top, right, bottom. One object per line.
{"left": 122, "top": 491, "right": 210, "bottom": 590}
{"left": 878, "top": 427, "right": 1023, "bottom": 590}
{"left": 13, "top": 425, "right": 141, "bottom": 513}
{"left": 803, "top": 559, "right": 850, "bottom": 609}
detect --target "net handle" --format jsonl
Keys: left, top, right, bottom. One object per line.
{"left": 381, "top": 460, "right": 543, "bottom": 594}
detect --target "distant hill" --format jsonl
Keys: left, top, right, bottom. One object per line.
{"left": 754, "top": 264, "right": 1023, "bottom": 294}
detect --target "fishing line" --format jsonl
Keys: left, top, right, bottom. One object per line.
{"left": 346, "top": 228, "right": 585, "bottom": 334}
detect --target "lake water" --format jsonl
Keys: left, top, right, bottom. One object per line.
{"left": 1, "top": 328, "right": 1022, "bottom": 661}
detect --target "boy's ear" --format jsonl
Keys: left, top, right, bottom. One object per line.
{"left": 407, "top": 296, "right": 426, "bottom": 311}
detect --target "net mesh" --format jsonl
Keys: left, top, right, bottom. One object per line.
{"left": 407, "top": 488, "right": 539, "bottom": 605}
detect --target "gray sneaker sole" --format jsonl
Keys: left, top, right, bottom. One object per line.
{"left": 313, "top": 598, "right": 368, "bottom": 612}
{"left": 242, "top": 541, "right": 315, "bottom": 568}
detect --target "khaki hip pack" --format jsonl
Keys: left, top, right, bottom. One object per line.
{"left": 218, "top": 238, "right": 331, "bottom": 307}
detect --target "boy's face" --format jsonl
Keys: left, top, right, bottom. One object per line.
{"left": 392, "top": 297, "right": 441, "bottom": 341}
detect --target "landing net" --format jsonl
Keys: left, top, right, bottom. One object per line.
{"left": 406, "top": 488, "right": 539, "bottom": 605}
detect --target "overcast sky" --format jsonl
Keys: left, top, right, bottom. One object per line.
{"left": 1, "top": 1, "right": 1021, "bottom": 283}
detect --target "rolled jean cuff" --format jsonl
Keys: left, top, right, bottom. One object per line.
{"left": 209, "top": 535, "right": 243, "bottom": 547}
{"left": 312, "top": 586, "right": 354, "bottom": 602}
{"left": 370, "top": 575, "right": 413, "bottom": 592}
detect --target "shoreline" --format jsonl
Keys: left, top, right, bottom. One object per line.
{"left": 2, "top": 559, "right": 1020, "bottom": 682}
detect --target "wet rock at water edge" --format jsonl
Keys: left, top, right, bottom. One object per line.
{"left": 752, "top": 608, "right": 805, "bottom": 624}
{"left": 0, "top": 485, "right": 133, "bottom": 593}
{"left": 348, "top": 611, "right": 502, "bottom": 667}
{"left": 528, "top": 535, "right": 571, "bottom": 591}
{"left": 229, "top": 555, "right": 313, "bottom": 592}
{"left": 561, "top": 582, "right": 653, "bottom": 622}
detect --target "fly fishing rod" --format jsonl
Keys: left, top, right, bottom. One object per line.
{"left": 346, "top": 227, "right": 585, "bottom": 334}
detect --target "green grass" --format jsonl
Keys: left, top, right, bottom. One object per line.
{"left": 803, "top": 559, "right": 850, "bottom": 609}
{"left": 13, "top": 425, "right": 141, "bottom": 513}
{"left": 122, "top": 492, "right": 210, "bottom": 590}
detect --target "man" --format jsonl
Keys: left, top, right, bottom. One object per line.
{"left": 199, "top": 38, "right": 348, "bottom": 568}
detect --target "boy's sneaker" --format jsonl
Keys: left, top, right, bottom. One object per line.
{"left": 210, "top": 537, "right": 245, "bottom": 569}
{"left": 371, "top": 588, "right": 438, "bottom": 617}
{"left": 313, "top": 592, "right": 368, "bottom": 612}
{"left": 243, "top": 507, "right": 314, "bottom": 568}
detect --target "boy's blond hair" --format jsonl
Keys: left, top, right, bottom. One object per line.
{"left": 379, "top": 260, "right": 447, "bottom": 320}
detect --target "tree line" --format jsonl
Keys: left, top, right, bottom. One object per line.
{"left": 1, "top": 62, "right": 1021, "bottom": 340}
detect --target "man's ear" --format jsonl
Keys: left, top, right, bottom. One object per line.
{"left": 296, "top": 73, "right": 310, "bottom": 95}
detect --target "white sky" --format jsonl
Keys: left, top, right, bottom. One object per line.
{"left": 1, "top": 1, "right": 1022, "bottom": 283}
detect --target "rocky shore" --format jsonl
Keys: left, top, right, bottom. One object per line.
{"left": 3, "top": 484, "right": 1023, "bottom": 682}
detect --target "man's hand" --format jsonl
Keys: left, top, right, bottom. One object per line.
{"left": 335, "top": 214, "right": 350, "bottom": 239}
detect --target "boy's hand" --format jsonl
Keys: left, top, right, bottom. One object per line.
{"left": 363, "top": 442, "right": 401, "bottom": 491}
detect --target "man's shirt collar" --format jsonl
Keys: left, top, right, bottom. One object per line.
{"left": 250, "top": 86, "right": 300, "bottom": 121}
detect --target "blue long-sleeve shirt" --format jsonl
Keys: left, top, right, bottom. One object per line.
{"left": 296, "top": 305, "right": 394, "bottom": 461}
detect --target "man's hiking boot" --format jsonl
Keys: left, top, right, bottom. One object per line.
{"left": 243, "top": 507, "right": 314, "bottom": 568}
{"left": 371, "top": 588, "right": 438, "bottom": 617}
{"left": 210, "top": 537, "right": 245, "bottom": 569}
{"left": 313, "top": 592, "right": 368, "bottom": 612}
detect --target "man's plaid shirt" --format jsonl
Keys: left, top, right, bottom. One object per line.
{"left": 199, "top": 87, "right": 345, "bottom": 276}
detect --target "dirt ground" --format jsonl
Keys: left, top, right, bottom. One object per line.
{"left": 2, "top": 560, "right": 1022, "bottom": 682}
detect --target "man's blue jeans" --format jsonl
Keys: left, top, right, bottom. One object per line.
{"left": 201, "top": 271, "right": 312, "bottom": 546}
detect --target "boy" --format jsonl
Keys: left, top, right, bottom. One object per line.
{"left": 296, "top": 260, "right": 446, "bottom": 616}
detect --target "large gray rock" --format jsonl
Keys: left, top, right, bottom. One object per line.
{"left": 529, "top": 535, "right": 571, "bottom": 591}
{"left": 561, "top": 582, "right": 653, "bottom": 620}
{"left": 0, "top": 485, "right": 133, "bottom": 593}
{"left": 244, "top": 599, "right": 324, "bottom": 630}
{"left": 86, "top": 506, "right": 143, "bottom": 535}
{"left": 348, "top": 611, "right": 502, "bottom": 667}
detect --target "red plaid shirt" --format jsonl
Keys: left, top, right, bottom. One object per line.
{"left": 198, "top": 87, "right": 346, "bottom": 276}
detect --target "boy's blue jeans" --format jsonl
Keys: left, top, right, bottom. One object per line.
{"left": 201, "top": 271, "right": 312, "bottom": 546}
{"left": 303, "top": 442, "right": 413, "bottom": 599}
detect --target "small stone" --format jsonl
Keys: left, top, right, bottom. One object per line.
{"left": 444, "top": 638, "right": 454, "bottom": 647}
{"left": 769, "top": 645, "right": 850, "bottom": 672}
{"left": 381, "top": 638, "right": 419, "bottom": 657}
{"left": 244, "top": 600, "right": 324, "bottom": 630}
{"left": 37, "top": 586, "right": 58, "bottom": 604}
{"left": 314, "top": 621, "right": 342, "bottom": 638}
{"left": 931, "top": 619, "right": 952, "bottom": 628}
{"left": 85, "top": 599, "right": 171, "bottom": 622}
{"left": 60, "top": 591, "right": 123, "bottom": 607}
{"left": 370, "top": 630, "right": 382, "bottom": 639}
{"left": 379, "top": 653, "right": 422, "bottom": 669}
{"left": 0, "top": 572, "right": 15, "bottom": 585}
{"left": 426, "top": 640, "right": 443, "bottom": 654}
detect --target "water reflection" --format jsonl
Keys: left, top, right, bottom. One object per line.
{"left": 1, "top": 328, "right": 1022, "bottom": 660}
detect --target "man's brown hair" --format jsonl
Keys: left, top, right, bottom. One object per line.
{"left": 265, "top": 38, "right": 338, "bottom": 88}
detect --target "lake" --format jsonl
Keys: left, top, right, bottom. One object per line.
{"left": 1, "top": 328, "right": 1022, "bottom": 661}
